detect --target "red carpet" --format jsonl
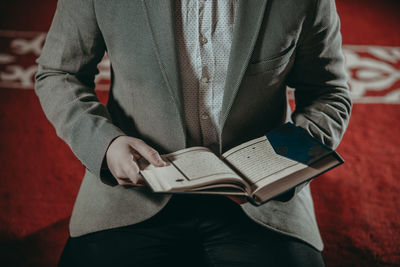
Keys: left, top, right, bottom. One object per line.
{"left": 0, "top": 0, "right": 400, "bottom": 266}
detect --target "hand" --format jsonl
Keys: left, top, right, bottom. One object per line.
{"left": 105, "top": 136, "right": 167, "bottom": 186}
{"left": 226, "top": 195, "right": 248, "bottom": 205}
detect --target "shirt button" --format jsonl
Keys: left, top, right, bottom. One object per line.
{"left": 201, "top": 114, "right": 209, "bottom": 120}
{"left": 201, "top": 77, "right": 209, "bottom": 83}
{"left": 201, "top": 37, "right": 208, "bottom": 45}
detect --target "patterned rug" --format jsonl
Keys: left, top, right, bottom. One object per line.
{"left": 0, "top": 0, "right": 399, "bottom": 266}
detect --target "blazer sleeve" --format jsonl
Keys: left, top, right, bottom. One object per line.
{"left": 273, "top": 0, "right": 352, "bottom": 202}
{"left": 34, "top": 0, "right": 126, "bottom": 179}
{"left": 287, "top": 0, "right": 352, "bottom": 149}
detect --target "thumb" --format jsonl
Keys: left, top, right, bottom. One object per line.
{"left": 130, "top": 140, "right": 167, "bottom": 167}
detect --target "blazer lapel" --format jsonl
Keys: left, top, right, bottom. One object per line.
{"left": 220, "top": 0, "right": 268, "bottom": 130}
{"left": 142, "top": 0, "right": 268, "bottom": 149}
{"left": 141, "top": 0, "right": 185, "bottom": 129}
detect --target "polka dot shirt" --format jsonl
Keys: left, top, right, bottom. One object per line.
{"left": 175, "top": 0, "right": 238, "bottom": 154}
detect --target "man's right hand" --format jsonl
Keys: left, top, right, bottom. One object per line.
{"left": 105, "top": 136, "right": 167, "bottom": 186}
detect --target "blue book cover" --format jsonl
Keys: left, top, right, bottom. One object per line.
{"left": 266, "top": 122, "right": 343, "bottom": 166}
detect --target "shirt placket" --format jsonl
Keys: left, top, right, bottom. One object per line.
{"left": 198, "top": 0, "right": 218, "bottom": 152}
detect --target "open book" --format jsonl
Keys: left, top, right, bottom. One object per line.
{"left": 139, "top": 123, "right": 343, "bottom": 206}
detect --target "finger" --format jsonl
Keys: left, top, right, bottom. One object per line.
{"left": 112, "top": 159, "right": 139, "bottom": 184}
{"left": 122, "top": 160, "right": 142, "bottom": 184}
{"left": 129, "top": 140, "right": 166, "bottom": 167}
{"left": 132, "top": 151, "right": 142, "bottom": 161}
{"left": 116, "top": 177, "right": 135, "bottom": 186}
{"left": 116, "top": 176, "right": 146, "bottom": 187}
{"left": 135, "top": 174, "right": 146, "bottom": 186}
{"left": 127, "top": 154, "right": 140, "bottom": 173}
{"left": 126, "top": 171, "right": 143, "bottom": 185}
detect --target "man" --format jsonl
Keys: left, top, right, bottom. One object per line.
{"left": 35, "top": 0, "right": 352, "bottom": 266}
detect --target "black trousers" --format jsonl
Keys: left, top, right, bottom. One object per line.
{"left": 59, "top": 194, "right": 325, "bottom": 267}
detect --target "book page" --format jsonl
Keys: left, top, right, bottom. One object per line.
{"left": 252, "top": 154, "right": 341, "bottom": 205}
{"left": 140, "top": 147, "right": 246, "bottom": 193}
{"left": 222, "top": 136, "right": 302, "bottom": 185}
{"left": 164, "top": 147, "right": 236, "bottom": 180}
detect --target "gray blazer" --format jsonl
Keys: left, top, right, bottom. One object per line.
{"left": 35, "top": 0, "right": 352, "bottom": 251}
